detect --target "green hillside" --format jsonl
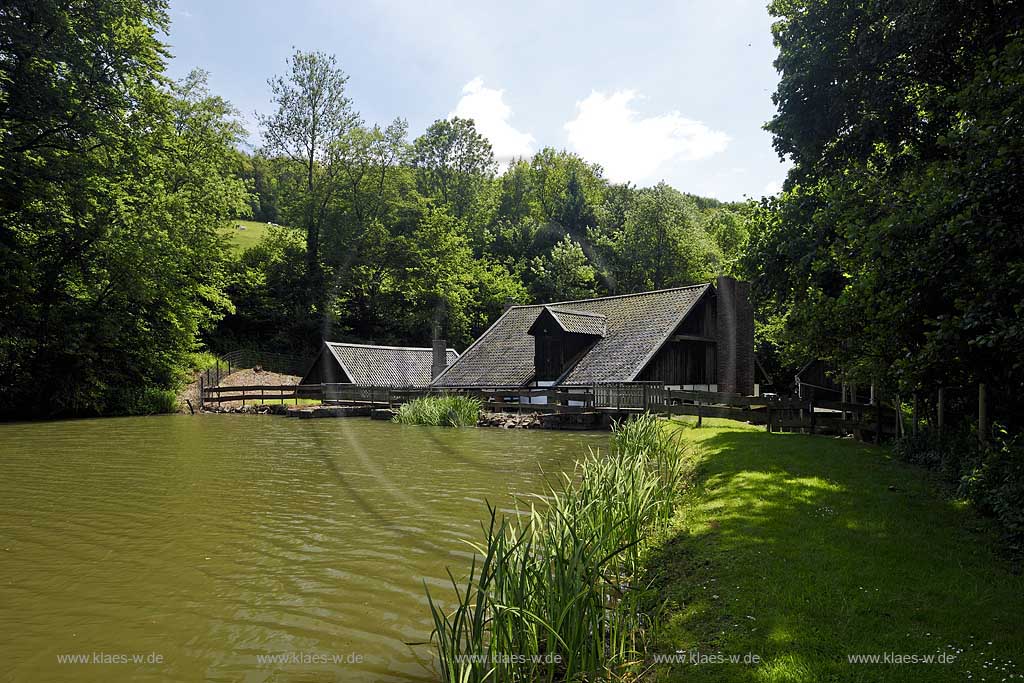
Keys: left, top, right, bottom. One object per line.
{"left": 224, "top": 220, "right": 273, "bottom": 252}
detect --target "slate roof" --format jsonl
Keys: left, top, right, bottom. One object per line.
{"left": 432, "top": 284, "right": 711, "bottom": 387}
{"left": 545, "top": 307, "right": 608, "bottom": 337}
{"left": 324, "top": 342, "right": 459, "bottom": 387}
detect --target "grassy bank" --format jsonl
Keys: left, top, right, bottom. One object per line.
{"left": 651, "top": 419, "right": 1024, "bottom": 682}
{"left": 394, "top": 395, "right": 481, "bottom": 427}
{"left": 426, "top": 415, "right": 692, "bottom": 681}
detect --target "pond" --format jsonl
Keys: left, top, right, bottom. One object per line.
{"left": 0, "top": 414, "right": 604, "bottom": 682}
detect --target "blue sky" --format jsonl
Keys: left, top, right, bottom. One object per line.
{"left": 165, "top": 0, "right": 789, "bottom": 201}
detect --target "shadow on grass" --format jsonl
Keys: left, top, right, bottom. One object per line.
{"left": 646, "top": 426, "right": 1024, "bottom": 683}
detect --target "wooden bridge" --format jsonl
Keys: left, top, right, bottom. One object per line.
{"left": 200, "top": 381, "right": 900, "bottom": 441}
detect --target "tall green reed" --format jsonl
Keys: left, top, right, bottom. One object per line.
{"left": 425, "top": 414, "right": 691, "bottom": 682}
{"left": 393, "top": 395, "right": 482, "bottom": 427}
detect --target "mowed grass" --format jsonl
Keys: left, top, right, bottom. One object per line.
{"left": 650, "top": 418, "right": 1024, "bottom": 683}
{"left": 224, "top": 219, "right": 273, "bottom": 252}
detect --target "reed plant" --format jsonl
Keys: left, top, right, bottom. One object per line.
{"left": 425, "top": 414, "right": 692, "bottom": 682}
{"left": 393, "top": 395, "right": 482, "bottom": 427}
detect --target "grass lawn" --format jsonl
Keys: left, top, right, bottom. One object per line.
{"left": 650, "top": 418, "right": 1024, "bottom": 682}
{"left": 224, "top": 219, "right": 273, "bottom": 252}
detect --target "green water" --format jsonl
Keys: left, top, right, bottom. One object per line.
{"left": 0, "top": 415, "right": 602, "bottom": 682}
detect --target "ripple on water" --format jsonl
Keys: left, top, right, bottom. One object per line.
{"left": 0, "top": 414, "right": 598, "bottom": 682}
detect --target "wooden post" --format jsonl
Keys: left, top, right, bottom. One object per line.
{"left": 874, "top": 389, "right": 883, "bottom": 444}
{"left": 937, "top": 387, "right": 945, "bottom": 435}
{"left": 978, "top": 383, "right": 988, "bottom": 445}
{"left": 809, "top": 396, "right": 816, "bottom": 434}
{"left": 696, "top": 401, "right": 703, "bottom": 428}
{"left": 912, "top": 394, "right": 919, "bottom": 436}
{"left": 841, "top": 379, "right": 848, "bottom": 421}
{"left": 895, "top": 394, "right": 903, "bottom": 438}
{"left": 767, "top": 404, "right": 772, "bottom": 433}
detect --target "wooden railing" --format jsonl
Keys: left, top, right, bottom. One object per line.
{"left": 320, "top": 384, "right": 596, "bottom": 413}
{"left": 200, "top": 384, "right": 322, "bottom": 405}
{"left": 593, "top": 382, "right": 666, "bottom": 410}
{"left": 198, "top": 380, "right": 900, "bottom": 441}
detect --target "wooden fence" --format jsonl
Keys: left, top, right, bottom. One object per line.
{"left": 199, "top": 380, "right": 900, "bottom": 441}
{"left": 323, "top": 384, "right": 597, "bottom": 413}
{"left": 200, "top": 349, "right": 310, "bottom": 387}
{"left": 200, "top": 384, "right": 321, "bottom": 405}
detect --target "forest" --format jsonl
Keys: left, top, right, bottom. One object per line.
{"left": 0, "top": 2, "right": 751, "bottom": 418}
{"left": 221, "top": 54, "right": 753, "bottom": 358}
{"left": 2, "top": 0, "right": 1022, "bottom": 448}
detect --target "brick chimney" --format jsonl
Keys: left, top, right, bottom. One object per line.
{"left": 431, "top": 338, "right": 448, "bottom": 380}
{"left": 715, "top": 276, "right": 754, "bottom": 395}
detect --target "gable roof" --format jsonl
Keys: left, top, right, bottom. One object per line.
{"left": 549, "top": 307, "right": 608, "bottom": 337}
{"left": 324, "top": 342, "right": 459, "bottom": 387}
{"left": 432, "top": 284, "right": 710, "bottom": 387}
{"left": 527, "top": 306, "right": 608, "bottom": 338}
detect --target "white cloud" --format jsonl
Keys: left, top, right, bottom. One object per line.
{"left": 451, "top": 77, "right": 535, "bottom": 163}
{"left": 564, "top": 90, "right": 730, "bottom": 183}
{"left": 762, "top": 180, "right": 783, "bottom": 197}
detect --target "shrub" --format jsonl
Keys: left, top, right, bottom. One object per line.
{"left": 393, "top": 395, "right": 481, "bottom": 427}
{"left": 186, "top": 351, "right": 220, "bottom": 373}
{"left": 425, "top": 414, "right": 692, "bottom": 681}
{"left": 960, "top": 429, "right": 1024, "bottom": 552}
{"left": 108, "top": 386, "right": 179, "bottom": 416}
{"left": 895, "top": 428, "right": 1024, "bottom": 554}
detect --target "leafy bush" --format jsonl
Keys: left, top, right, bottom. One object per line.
{"left": 393, "top": 395, "right": 481, "bottom": 427}
{"left": 895, "top": 428, "right": 1024, "bottom": 554}
{"left": 425, "top": 414, "right": 693, "bottom": 681}
{"left": 186, "top": 351, "right": 220, "bottom": 373}
{"left": 960, "top": 430, "right": 1024, "bottom": 552}
{"left": 108, "top": 386, "right": 179, "bottom": 416}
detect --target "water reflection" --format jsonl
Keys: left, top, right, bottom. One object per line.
{"left": 0, "top": 414, "right": 603, "bottom": 682}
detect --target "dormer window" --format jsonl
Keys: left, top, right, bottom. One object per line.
{"left": 526, "top": 307, "right": 606, "bottom": 382}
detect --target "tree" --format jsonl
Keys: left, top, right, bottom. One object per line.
{"left": 747, "top": 0, "right": 1024, "bottom": 428}
{"left": 235, "top": 153, "right": 284, "bottom": 222}
{"left": 0, "top": 0, "right": 249, "bottom": 418}
{"left": 496, "top": 158, "right": 537, "bottom": 223}
{"left": 218, "top": 225, "right": 313, "bottom": 352}
{"left": 596, "top": 183, "right": 717, "bottom": 293}
{"left": 412, "top": 117, "right": 497, "bottom": 221}
{"left": 529, "top": 236, "right": 598, "bottom": 302}
{"left": 704, "top": 205, "right": 752, "bottom": 275}
{"left": 259, "top": 50, "right": 358, "bottom": 314}
{"left": 333, "top": 119, "right": 409, "bottom": 228}
{"left": 527, "top": 148, "right": 604, "bottom": 236}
